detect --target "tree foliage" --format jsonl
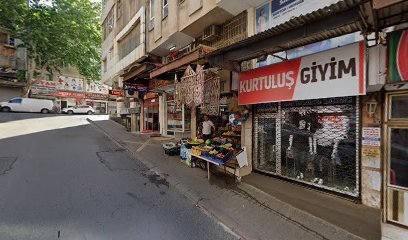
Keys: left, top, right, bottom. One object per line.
{"left": 0, "top": 0, "right": 102, "bottom": 96}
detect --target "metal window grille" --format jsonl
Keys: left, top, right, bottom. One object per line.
{"left": 253, "top": 97, "right": 360, "bottom": 197}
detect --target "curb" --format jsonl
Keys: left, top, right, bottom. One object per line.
{"left": 237, "top": 182, "right": 365, "bottom": 240}
{"left": 87, "top": 118, "right": 364, "bottom": 240}
{"left": 87, "top": 118, "right": 243, "bottom": 239}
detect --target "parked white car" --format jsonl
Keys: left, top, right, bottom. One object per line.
{"left": 61, "top": 105, "right": 95, "bottom": 115}
{"left": 0, "top": 97, "right": 54, "bottom": 113}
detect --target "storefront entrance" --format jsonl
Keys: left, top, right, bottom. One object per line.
{"left": 254, "top": 97, "right": 360, "bottom": 197}
{"left": 144, "top": 97, "right": 159, "bottom": 132}
{"left": 385, "top": 91, "right": 408, "bottom": 227}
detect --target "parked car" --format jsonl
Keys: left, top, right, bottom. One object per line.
{"left": 61, "top": 105, "right": 95, "bottom": 115}
{"left": 0, "top": 97, "right": 53, "bottom": 113}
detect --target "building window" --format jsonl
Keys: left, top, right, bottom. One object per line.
{"left": 118, "top": 22, "right": 141, "bottom": 60}
{"left": 103, "top": 59, "right": 107, "bottom": 73}
{"left": 117, "top": 0, "right": 122, "bottom": 19}
{"left": 0, "top": 32, "right": 8, "bottom": 45}
{"left": 45, "top": 73, "right": 53, "bottom": 81}
{"left": 102, "top": 7, "right": 114, "bottom": 40}
{"left": 162, "top": 0, "right": 168, "bottom": 19}
{"left": 149, "top": 0, "right": 155, "bottom": 30}
{"left": 109, "top": 47, "right": 114, "bottom": 60}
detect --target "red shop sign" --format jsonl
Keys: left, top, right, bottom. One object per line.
{"left": 54, "top": 90, "right": 85, "bottom": 98}
{"left": 239, "top": 42, "right": 366, "bottom": 105}
{"left": 109, "top": 90, "right": 124, "bottom": 96}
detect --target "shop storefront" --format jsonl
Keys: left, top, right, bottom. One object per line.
{"left": 383, "top": 29, "right": 408, "bottom": 230}
{"left": 54, "top": 90, "right": 85, "bottom": 108}
{"left": 166, "top": 93, "right": 191, "bottom": 137}
{"left": 240, "top": 42, "right": 366, "bottom": 197}
{"left": 85, "top": 93, "right": 109, "bottom": 114}
{"left": 254, "top": 97, "right": 360, "bottom": 196}
{"left": 143, "top": 94, "right": 159, "bottom": 132}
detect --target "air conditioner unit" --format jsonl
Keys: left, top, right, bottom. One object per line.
{"left": 126, "top": 89, "right": 139, "bottom": 98}
{"left": 203, "top": 25, "right": 221, "bottom": 42}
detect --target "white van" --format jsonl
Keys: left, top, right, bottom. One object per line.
{"left": 0, "top": 97, "right": 54, "bottom": 113}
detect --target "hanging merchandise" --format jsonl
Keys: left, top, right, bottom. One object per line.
{"left": 195, "top": 65, "right": 205, "bottom": 107}
{"left": 179, "top": 65, "right": 196, "bottom": 108}
{"left": 201, "top": 71, "right": 220, "bottom": 116}
{"left": 174, "top": 74, "right": 182, "bottom": 106}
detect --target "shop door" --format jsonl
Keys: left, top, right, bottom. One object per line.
{"left": 254, "top": 114, "right": 279, "bottom": 174}
{"left": 385, "top": 92, "right": 408, "bottom": 227}
{"left": 61, "top": 101, "right": 67, "bottom": 109}
{"left": 144, "top": 98, "right": 159, "bottom": 132}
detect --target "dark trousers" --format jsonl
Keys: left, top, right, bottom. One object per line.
{"left": 203, "top": 134, "right": 212, "bottom": 141}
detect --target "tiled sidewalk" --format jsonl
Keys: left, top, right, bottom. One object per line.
{"left": 89, "top": 119, "right": 380, "bottom": 240}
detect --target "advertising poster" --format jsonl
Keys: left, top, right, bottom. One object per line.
{"left": 31, "top": 80, "right": 57, "bottom": 95}
{"left": 239, "top": 42, "right": 366, "bottom": 105}
{"left": 362, "top": 127, "right": 381, "bottom": 147}
{"left": 271, "top": 0, "right": 341, "bottom": 27}
{"left": 86, "top": 80, "right": 109, "bottom": 94}
{"left": 57, "top": 76, "right": 84, "bottom": 92}
{"left": 388, "top": 29, "right": 408, "bottom": 82}
{"left": 256, "top": 3, "right": 270, "bottom": 34}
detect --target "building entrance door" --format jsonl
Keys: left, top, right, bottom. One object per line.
{"left": 144, "top": 97, "right": 159, "bottom": 132}
{"left": 385, "top": 91, "right": 408, "bottom": 227}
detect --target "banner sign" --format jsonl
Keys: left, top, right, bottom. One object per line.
{"left": 388, "top": 29, "right": 408, "bottom": 82}
{"left": 109, "top": 90, "right": 124, "bottom": 96}
{"left": 57, "top": 76, "right": 84, "bottom": 92}
{"left": 271, "top": 0, "right": 341, "bottom": 28}
{"left": 86, "top": 92, "right": 109, "bottom": 100}
{"left": 54, "top": 90, "right": 85, "bottom": 99}
{"left": 124, "top": 83, "right": 148, "bottom": 92}
{"left": 31, "top": 80, "right": 57, "bottom": 95}
{"left": 239, "top": 42, "right": 365, "bottom": 105}
{"left": 255, "top": 0, "right": 341, "bottom": 33}
{"left": 86, "top": 80, "right": 109, "bottom": 94}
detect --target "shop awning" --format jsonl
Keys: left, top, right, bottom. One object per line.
{"left": 150, "top": 45, "right": 215, "bottom": 79}
{"left": 121, "top": 62, "right": 157, "bottom": 82}
{"left": 207, "top": 0, "right": 367, "bottom": 71}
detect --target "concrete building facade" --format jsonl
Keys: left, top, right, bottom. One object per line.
{"left": 101, "top": 0, "right": 146, "bottom": 117}
{"left": 100, "top": 1, "right": 408, "bottom": 239}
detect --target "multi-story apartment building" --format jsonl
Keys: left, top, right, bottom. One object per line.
{"left": 0, "top": 29, "right": 27, "bottom": 101}
{"left": 101, "top": 0, "right": 146, "bottom": 117}
{"left": 100, "top": 1, "right": 408, "bottom": 239}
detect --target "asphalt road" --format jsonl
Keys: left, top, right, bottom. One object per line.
{"left": 0, "top": 113, "right": 236, "bottom": 240}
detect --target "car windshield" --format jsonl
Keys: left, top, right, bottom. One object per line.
{"left": 8, "top": 98, "right": 22, "bottom": 103}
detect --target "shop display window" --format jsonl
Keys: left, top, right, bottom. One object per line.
{"left": 167, "top": 101, "right": 183, "bottom": 130}
{"left": 386, "top": 92, "right": 408, "bottom": 227}
{"left": 165, "top": 92, "right": 190, "bottom": 133}
{"left": 254, "top": 97, "right": 359, "bottom": 197}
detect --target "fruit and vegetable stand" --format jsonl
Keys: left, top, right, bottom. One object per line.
{"left": 190, "top": 143, "right": 245, "bottom": 182}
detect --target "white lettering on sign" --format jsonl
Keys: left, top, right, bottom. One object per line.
{"left": 240, "top": 71, "right": 295, "bottom": 93}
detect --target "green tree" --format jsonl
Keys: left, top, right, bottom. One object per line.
{"left": 0, "top": 0, "right": 102, "bottom": 97}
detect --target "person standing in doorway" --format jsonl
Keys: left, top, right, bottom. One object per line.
{"left": 202, "top": 114, "right": 215, "bottom": 141}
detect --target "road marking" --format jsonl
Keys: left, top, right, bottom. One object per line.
{"left": 137, "top": 138, "right": 151, "bottom": 152}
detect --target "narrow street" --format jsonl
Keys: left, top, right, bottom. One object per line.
{"left": 0, "top": 113, "right": 236, "bottom": 240}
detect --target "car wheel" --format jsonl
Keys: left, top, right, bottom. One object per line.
{"left": 87, "top": 111, "right": 93, "bottom": 115}
{"left": 41, "top": 109, "right": 49, "bottom": 114}
{"left": 67, "top": 110, "right": 74, "bottom": 114}
{"left": 1, "top": 107, "right": 11, "bottom": 112}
